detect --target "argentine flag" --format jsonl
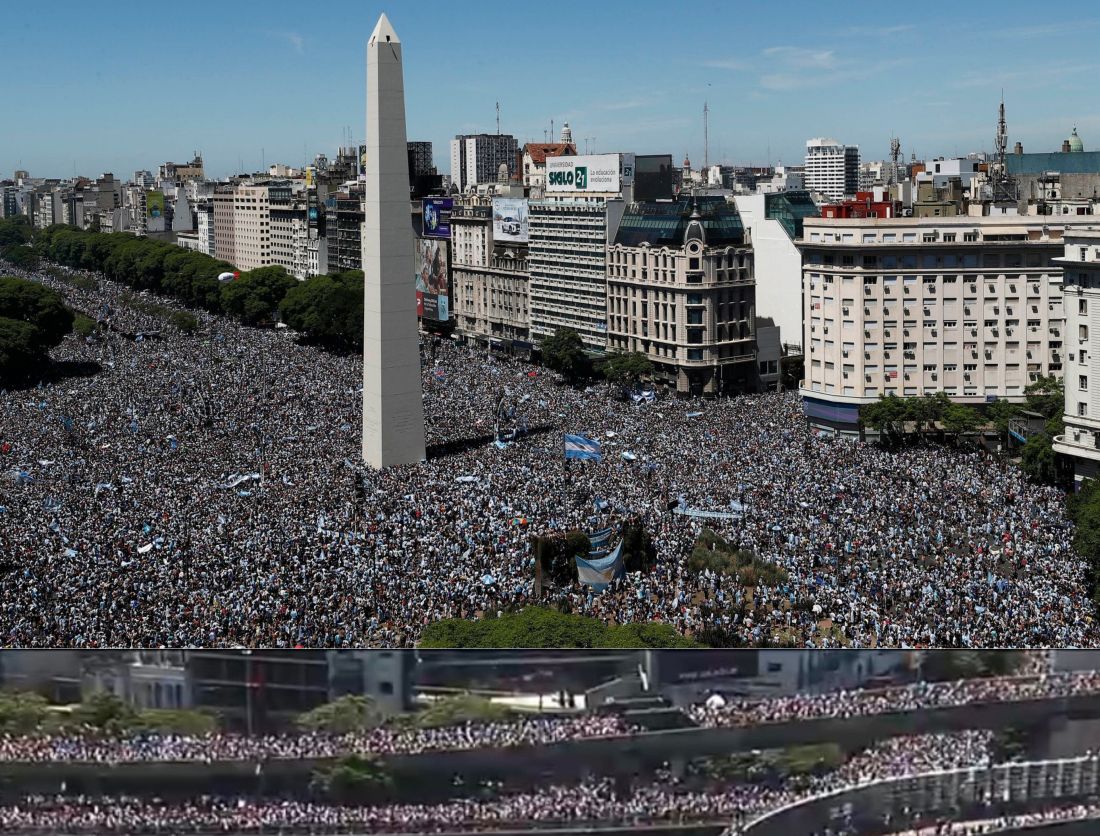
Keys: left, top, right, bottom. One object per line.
{"left": 576, "top": 541, "right": 625, "bottom": 591}
{"left": 563, "top": 434, "right": 602, "bottom": 461}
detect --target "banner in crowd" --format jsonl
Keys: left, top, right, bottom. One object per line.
{"left": 564, "top": 434, "right": 601, "bottom": 461}
{"left": 588, "top": 527, "right": 613, "bottom": 553}
{"left": 576, "top": 540, "right": 625, "bottom": 591}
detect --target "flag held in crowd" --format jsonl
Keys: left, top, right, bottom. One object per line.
{"left": 576, "top": 540, "right": 625, "bottom": 592}
{"left": 564, "top": 434, "right": 601, "bottom": 461}
{"left": 588, "top": 527, "right": 614, "bottom": 553}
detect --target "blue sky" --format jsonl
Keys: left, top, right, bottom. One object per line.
{"left": 3, "top": 0, "right": 1099, "bottom": 180}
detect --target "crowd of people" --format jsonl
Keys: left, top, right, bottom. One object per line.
{"left": 883, "top": 803, "right": 1100, "bottom": 835}
{"left": 0, "top": 730, "right": 999, "bottom": 833}
{"left": 0, "top": 261, "right": 1095, "bottom": 647}
{"left": 0, "top": 666, "right": 1085, "bottom": 764}
{"left": 688, "top": 669, "right": 1100, "bottom": 728}
{"left": 0, "top": 714, "right": 633, "bottom": 763}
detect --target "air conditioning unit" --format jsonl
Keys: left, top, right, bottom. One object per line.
{"left": 904, "top": 308, "right": 912, "bottom": 316}
{"left": 864, "top": 308, "right": 871, "bottom": 315}
{"left": 842, "top": 307, "right": 850, "bottom": 315}
{"left": 904, "top": 373, "right": 911, "bottom": 380}
{"left": 865, "top": 352, "right": 871, "bottom": 359}
{"left": 971, "top": 350, "right": 978, "bottom": 358}
{"left": 931, "top": 372, "right": 938, "bottom": 380}
{"left": 865, "top": 374, "right": 872, "bottom": 382}
{"left": 842, "top": 372, "right": 849, "bottom": 379}
{"left": 924, "top": 308, "right": 931, "bottom": 315}
{"left": 864, "top": 330, "right": 871, "bottom": 338}
{"left": 884, "top": 352, "right": 891, "bottom": 359}
{"left": 931, "top": 329, "right": 938, "bottom": 337}
{"left": 964, "top": 372, "right": 972, "bottom": 380}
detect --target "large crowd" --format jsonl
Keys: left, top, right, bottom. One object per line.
{"left": 885, "top": 804, "right": 1100, "bottom": 834}
{"left": 0, "top": 730, "right": 999, "bottom": 833}
{"left": 0, "top": 262, "right": 1095, "bottom": 647}
{"left": 688, "top": 670, "right": 1100, "bottom": 727}
{"left": 0, "top": 667, "right": 1086, "bottom": 765}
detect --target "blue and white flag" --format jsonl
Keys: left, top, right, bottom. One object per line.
{"left": 576, "top": 541, "right": 625, "bottom": 592}
{"left": 588, "top": 527, "right": 614, "bottom": 553}
{"left": 564, "top": 434, "right": 601, "bottom": 461}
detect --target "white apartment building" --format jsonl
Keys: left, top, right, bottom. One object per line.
{"left": 231, "top": 184, "right": 271, "bottom": 271}
{"left": 733, "top": 191, "right": 819, "bottom": 352}
{"left": 269, "top": 183, "right": 309, "bottom": 279}
{"left": 528, "top": 153, "right": 632, "bottom": 350}
{"left": 1053, "top": 229, "right": 1100, "bottom": 485}
{"left": 804, "top": 138, "right": 859, "bottom": 202}
{"left": 451, "top": 203, "right": 531, "bottom": 347}
{"left": 212, "top": 189, "right": 236, "bottom": 265}
{"left": 307, "top": 236, "right": 327, "bottom": 277}
{"left": 449, "top": 133, "right": 518, "bottom": 193}
{"left": 196, "top": 201, "right": 214, "bottom": 256}
{"left": 799, "top": 215, "right": 1097, "bottom": 435}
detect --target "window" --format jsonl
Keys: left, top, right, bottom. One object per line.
{"left": 1081, "top": 299, "right": 1088, "bottom": 315}
{"left": 1082, "top": 376, "right": 1089, "bottom": 391}
{"left": 687, "top": 348, "right": 703, "bottom": 360}
{"left": 1082, "top": 324, "right": 1090, "bottom": 342}
{"left": 1080, "top": 402, "right": 1089, "bottom": 417}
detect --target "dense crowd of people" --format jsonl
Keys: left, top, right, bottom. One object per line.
{"left": 0, "top": 261, "right": 1095, "bottom": 647}
{"left": 689, "top": 670, "right": 1100, "bottom": 728}
{"left": 0, "top": 714, "right": 633, "bottom": 763}
{"left": 883, "top": 804, "right": 1100, "bottom": 835}
{"left": 0, "top": 730, "right": 998, "bottom": 833}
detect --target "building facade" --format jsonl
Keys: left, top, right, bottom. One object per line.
{"left": 230, "top": 184, "right": 272, "bottom": 271}
{"left": 451, "top": 203, "right": 531, "bottom": 346}
{"left": 196, "top": 200, "right": 215, "bottom": 256}
{"left": 325, "top": 183, "right": 364, "bottom": 273}
{"left": 798, "top": 215, "right": 1090, "bottom": 435}
{"left": 805, "top": 138, "right": 859, "bottom": 201}
{"left": 607, "top": 197, "right": 756, "bottom": 395}
{"left": 1053, "top": 229, "right": 1100, "bottom": 485}
{"left": 212, "top": 188, "right": 237, "bottom": 265}
{"left": 449, "top": 133, "right": 519, "bottom": 193}
{"left": 269, "top": 182, "right": 309, "bottom": 279}
{"left": 407, "top": 141, "right": 435, "bottom": 177}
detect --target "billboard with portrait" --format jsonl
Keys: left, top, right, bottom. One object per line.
{"left": 415, "top": 237, "right": 450, "bottom": 322}
{"left": 492, "top": 197, "right": 529, "bottom": 244}
{"left": 146, "top": 190, "right": 165, "bottom": 219}
{"left": 422, "top": 197, "right": 453, "bottom": 239}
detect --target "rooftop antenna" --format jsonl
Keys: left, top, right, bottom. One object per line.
{"left": 889, "top": 136, "right": 901, "bottom": 186}
{"left": 703, "top": 101, "right": 709, "bottom": 174}
{"left": 551, "top": 119, "right": 555, "bottom": 144}
{"left": 496, "top": 102, "right": 500, "bottom": 135}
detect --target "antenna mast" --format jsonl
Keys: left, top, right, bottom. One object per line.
{"left": 703, "top": 101, "right": 709, "bottom": 176}
{"left": 889, "top": 137, "right": 901, "bottom": 187}
{"left": 496, "top": 102, "right": 500, "bottom": 135}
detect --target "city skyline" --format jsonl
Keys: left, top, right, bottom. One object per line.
{"left": 3, "top": 0, "right": 1100, "bottom": 179}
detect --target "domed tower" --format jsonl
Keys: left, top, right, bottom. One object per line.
{"left": 1067, "top": 127, "right": 1084, "bottom": 153}
{"left": 560, "top": 122, "right": 572, "bottom": 145}
{"left": 682, "top": 154, "right": 692, "bottom": 181}
{"left": 684, "top": 201, "right": 706, "bottom": 248}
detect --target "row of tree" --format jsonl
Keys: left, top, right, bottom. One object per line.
{"left": 540, "top": 327, "right": 654, "bottom": 388}
{"left": 22, "top": 222, "right": 365, "bottom": 347}
{"left": 0, "top": 690, "right": 217, "bottom": 736}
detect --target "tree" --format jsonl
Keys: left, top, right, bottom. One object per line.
{"left": 297, "top": 695, "right": 383, "bottom": 734}
{"left": 220, "top": 266, "right": 296, "bottom": 326}
{"left": 0, "top": 217, "right": 32, "bottom": 249}
{"left": 132, "top": 708, "right": 218, "bottom": 736}
{"left": 279, "top": 272, "right": 363, "bottom": 348}
{"left": 599, "top": 622, "right": 699, "bottom": 648}
{"left": 986, "top": 398, "right": 1019, "bottom": 447}
{"left": 1019, "top": 433, "right": 1058, "bottom": 485}
{"left": 71, "top": 692, "right": 138, "bottom": 733}
{"left": 1, "top": 245, "right": 39, "bottom": 271}
{"left": 419, "top": 606, "right": 701, "bottom": 648}
{"left": 860, "top": 393, "right": 907, "bottom": 441}
{"left": 1025, "top": 375, "right": 1064, "bottom": 420}
{"left": 598, "top": 351, "right": 653, "bottom": 389}
{"left": 0, "top": 318, "right": 40, "bottom": 382}
{"left": 0, "top": 691, "right": 51, "bottom": 734}
{"left": 412, "top": 694, "right": 512, "bottom": 729}
{"left": 620, "top": 517, "right": 657, "bottom": 574}
{"left": 310, "top": 754, "right": 393, "bottom": 804}
{"left": 0, "top": 277, "right": 74, "bottom": 383}
{"left": 540, "top": 328, "right": 590, "bottom": 383}
{"left": 941, "top": 403, "right": 981, "bottom": 443}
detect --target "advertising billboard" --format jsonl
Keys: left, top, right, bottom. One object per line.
{"left": 492, "top": 197, "right": 529, "bottom": 244}
{"left": 415, "top": 237, "right": 450, "bottom": 322}
{"left": 546, "top": 153, "right": 625, "bottom": 194}
{"left": 422, "top": 197, "right": 453, "bottom": 239}
{"left": 146, "top": 190, "right": 165, "bottom": 219}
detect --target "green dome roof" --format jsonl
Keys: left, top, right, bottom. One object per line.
{"left": 1067, "top": 127, "right": 1084, "bottom": 153}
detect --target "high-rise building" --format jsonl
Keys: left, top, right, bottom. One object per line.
{"left": 230, "top": 184, "right": 272, "bottom": 271}
{"left": 407, "top": 141, "right": 435, "bottom": 177}
{"left": 212, "top": 187, "right": 237, "bottom": 265}
{"left": 196, "top": 200, "right": 215, "bottom": 256}
{"left": 804, "top": 138, "right": 860, "bottom": 201}
{"left": 451, "top": 202, "right": 531, "bottom": 347}
{"left": 325, "top": 183, "right": 365, "bottom": 272}
{"left": 528, "top": 152, "right": 633, "bottom": 350}
{"left": 1053, "top": 230, "right": 1100, "bottom": 486}
{"left": 607, "top": 196, "right": 757, "bottom": 395}
{"left": 449, "top": 133, "right": 518, "bottom": 193}
{"left": 269, "top": 181, "right": 310, "bottom": 279}
{"left": 797, "top": 215, "right": 1096, "bottom": 436}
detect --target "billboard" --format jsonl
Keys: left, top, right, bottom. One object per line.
{"left": 415, "top": 237, "right": 449, "bottom": 322}
{"left": 492, "top": 197, "right": 529, "bottom": 243}
{"left": 422, "top": 197, "right": 453, "bottom": 239}
{"left": 146, "top": 190, "right": 165, "bottom": 219}
{"left": 546, "top": 153, "right": 625, "bottom": 194}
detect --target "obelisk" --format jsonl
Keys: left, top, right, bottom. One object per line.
{"left": 362, "top": 13, "right": 426, "bottom": 468}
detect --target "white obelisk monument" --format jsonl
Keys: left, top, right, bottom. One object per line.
{"left": 362, "top": 13, "right": 426, "bottom": 468}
